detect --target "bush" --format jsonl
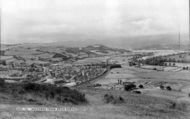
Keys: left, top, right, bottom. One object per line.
{"left": 103, "top": 94, "right": 124, "bottom": 104}
{"left": 104, "top": 94, "right": 114, "bottom": 103}
{"left": 166, "top": 86, "right": 172, "bottom": 91}
{"left": 169, "top": 101, "right": 187, "bottom": 111}
{"left": 0, "top": 79, "right": 5, "bottom": 87}
{"left": 138, "top": 84, "right": 144, "bottom": 89}
{"left": 124, "top": 83, "right": 136, "bottom": 91}
{"left": 118, "top": 96, "right": 124, "bottom": 102}
{"left": 94, "top": 83, "right": 101, "bottom": 87}
{"left": 133, "top": 91, "right": 141, "bottom": 94}
{"left": 160, "top": 85, "right": 164, "bottom": 90}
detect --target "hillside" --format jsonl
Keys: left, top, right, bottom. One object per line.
{"left": 1, "top": 44, "right": 131, "bottom": 65}
{"left": 46, "top": 34, "right": 189, "bottom": 50}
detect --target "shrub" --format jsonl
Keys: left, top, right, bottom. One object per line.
{"left": 166, "top": 86, "right": 172, "bottom": 91}
{"left": 0, "top": 79, "right": 5, "bottom": 87}
{"left": 160, "top": 85, "right": 164, "bottom": 90}
{"left": 104, "top": 94, "right": 114, "bottom": 103}
{"left": 118, "top": 96, "right": 124, "bottom": 102}
{"left": 133, "top": 91, "right": 141, "bottom": 94}
{"left": 138, "top": 84, "right": 144, "bottom": 89}
{"left": 103, "top": 94, "right": 124, "bottom": 104}
{"left": 169, "top": 101, "right": 187, "bottom": 111}
{"left": 124, "top": 83, "right": 136, "bottom": 91}
{"left": 94, "top": 83, "right": 101, "bottom": 87}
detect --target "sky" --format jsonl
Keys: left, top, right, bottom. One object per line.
{"left": 1, "top": 0, "right": 189, "bottom": 44}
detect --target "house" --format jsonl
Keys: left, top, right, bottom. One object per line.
{"left": 0, "top": 56, "right": 15, "bottom": 65}
{"left": 0, "top": 50, "right": 5, "bottom": 56}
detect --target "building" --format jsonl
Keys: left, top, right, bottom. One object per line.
{"left": 0, "top": 56, "right": 15, "bottom": 65}
{"left": 0, "top": 50, "right": 5, "bottom": 56}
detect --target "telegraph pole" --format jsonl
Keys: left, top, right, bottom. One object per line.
{"left": 189, "top": 0, "right": 190, "bottom": 51}
{"left": 0, "top": 8, "right": 1, "bottom": 52}
{"left": 0, "top": 8, "right": 1, "bottom": 58}
{"left": 179, "top": 32, "right": 181, "bottom": 50}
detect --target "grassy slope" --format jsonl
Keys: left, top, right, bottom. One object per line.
{"left": 0, "top": 87, "right": 189, "bottom": 119}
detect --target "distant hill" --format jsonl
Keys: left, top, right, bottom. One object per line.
{"left": 2, "top": 33, "right": 189, "bottom": 50}
{"left": 126, "top": 34, "right": 189, "bottom": 50}
{"left": 82, "top": 44, "right": 130, "bottom": 54}
{"left": 50, "top": 33, "right": 189, "bottom": 50}
{"left": 2, "top": 43, "right": 131, "bottom": 64}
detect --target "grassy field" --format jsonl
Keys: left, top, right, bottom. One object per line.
{"left": 0, "top": 88, "right": 189, "bottom": 119}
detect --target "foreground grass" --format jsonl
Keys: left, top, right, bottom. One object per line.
{"left": 0, "top": 81, "right": 87, "bottom": 105}
{"left": 80, "top": 88, "right": 190, "bottom": 119}
{"left": 0, "top": 81, "right": 189, "bottom": 119}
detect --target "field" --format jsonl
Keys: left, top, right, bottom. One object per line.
{"left": 1, "top": 88, "right": 190, "bottom": 119}
{"left": 92, "top": 56, "right": 190, "bottom": 108}
{"left": 94, "top": 66, "right": 190, "bottom": 100}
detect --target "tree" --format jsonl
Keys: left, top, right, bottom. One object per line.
{"left": 138, "top": 84, "right": 144, "bottom": 89}
{"left": 160, "top": 85, "right": 164, "bottom": 90}
{"left": 124, "top": 83, "right": 136, "bottom": 91}
{"left": 168, "top": 58, "right": 172, "bottom": 62}
{"left": 166, "top": 86, "right": 172, "bottom": 91}
{"left": 172, "top": 58, "right": 176, "bottom": 62}
{"left": 0, "top": 60, "right": 6, "bottom": 66}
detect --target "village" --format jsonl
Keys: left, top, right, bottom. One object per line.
{"left": 0, "top": 60, "right": 107, "bottom": 87}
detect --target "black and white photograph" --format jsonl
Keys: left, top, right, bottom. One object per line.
{"left": 0, "top": 0, "right": 190, "bottom": 118}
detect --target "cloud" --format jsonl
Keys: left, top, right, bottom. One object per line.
{"left": 1, "top": 0, "right": 189, "bottom": 43}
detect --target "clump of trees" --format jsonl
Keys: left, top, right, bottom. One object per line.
{"left": 144, "top": 57, "right": 167, "bottom": 66}
{"left": 124, "top": 83, "right": 136, "bottom": 91}
{"left": 166, "top": 86, "right": 172, "bottom": 91}
{"left": 183, "top": 67, "right": 189, "bottom": 70}
{"left": 160, "top": 85, "right": 172, "bottom": 91}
